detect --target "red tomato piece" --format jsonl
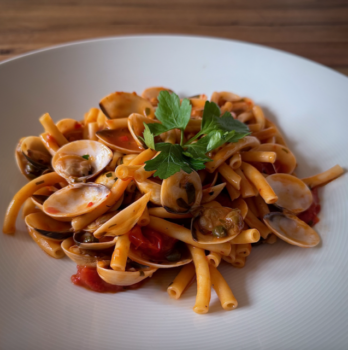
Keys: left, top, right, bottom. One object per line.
{"left": 128, "top": 225, "right": 177, "bottom": 260}
{"left": 298, "top": 187, "right": 321, "bottom": 227}
{"left": 119, "top": 135, "right": 129, "bottom": 142}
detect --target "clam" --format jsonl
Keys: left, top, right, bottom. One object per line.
{"left": 15, "top": 136, "right": 52, "bottom": 179}
{"left": 52, "top": 140, "right": 113, "bottom": 183}
{"left": 25, "top": 211, "right": 72, "bottom": 241}
{"left": 56, "top": 118, "right": 84, "bottom": 142}
{"left": 128, "top": 242, "right": 192, "bottom": 269}
{"left": 128, "top": 113, "right": 161, "bottom": 149}
{"left": 141, "top": 87, "right": 173, "bottom": 105}
{"left": 266, "top": 174, "right": 313, "bottom": 214}
{"left": 263, "top": 212, "right": 320, "bottom": 248}
{"left": 251, "top": 143, "right": 296, "bottom": 174}
{"left": 61, "top": 237, "right": 113, "bottom": 267}
{"left": 161, "top": 170, "right": 202, "bottom": 214}
{"left": 73, "top": 230, "right": 117, "bottom": 250}
{"left": 43, "top": 183, "right": 110, "bottom": 218}
{"left": 99, "top": 91, "right": 155, "bottom": 119}
{"left": 97, "top": 260, "right": 157, "bottom": 286}
{"left": 96, "top": 128, "right": 144, "bottom": 154}
{"left": 191, "top": 206, "right": 244, "bottom": 244}
{"left": 31, "top": 186, "right": 59, "bottom": 210}
{"left": 93, "top": 192, "right": 151, "bottom": 238}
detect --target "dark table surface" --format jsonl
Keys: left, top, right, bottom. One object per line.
{"left": 0, "top": 0, "right": 347, "bottom": 76}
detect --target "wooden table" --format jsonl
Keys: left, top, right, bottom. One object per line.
{"left": 1, "top": 0, "right": 347, "bottom": 76}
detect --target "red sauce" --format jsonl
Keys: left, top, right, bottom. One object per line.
{"left": 298, "top": 187, "right": 321, "bottom": 227}
{"left": 71, "top": 265, "right": 144, "bottom": 293}
{"left": 128, "top": 225, "right": 177, "bottom": 260}
{"left": 87, "top": 202, "right": 94, "bottom": 207}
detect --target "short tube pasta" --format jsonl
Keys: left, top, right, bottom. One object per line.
{"left": 209, "top": 265, "right": 238, "bottom": 310}
{"left": 110, "top": 234, "right": 131, "bottom": 271}
{"left": 241, "top": 162, "right": 278, "bottom": 204}
{"left": 39, "top": 113, "right": 68, "bottom": 147}
{"left": 188, "top": 245, "right": 211, "bottom": 314}
{"left": 230, "top": 229, "right": 261, "bottom": 244}
{"left": 167, "top": 263, "right": 196, "bottom": 300}
{"left": 302, "top": 165, "right": 344, "bottom": 188}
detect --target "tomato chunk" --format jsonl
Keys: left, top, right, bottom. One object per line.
{"left": 71, "top": 265, "right": 143, "bottom": 293}
{"left": 128, "top": 225, "right": 177, "bottom": 260}
{"left": 298, "top": 187, "right": 321, "bottom": 227}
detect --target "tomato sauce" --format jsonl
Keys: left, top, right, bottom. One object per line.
{"left": 71, "top": 265, "right": 144, "bottom": 293}
{"left": 128, "top": 225, "right": 178, "bottom": 261}
{"left": 298, "top": 187, "right": 321, "bottom": 227}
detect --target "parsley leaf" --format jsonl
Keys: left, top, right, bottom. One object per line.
{"left": 186, "top": 158, "right": 206, "bottom": 171}
{"left": 143, "top": 123, "right": 155, "bottom": 150}
{"left": 185, "top": 101, "right": 250, "bottom": 144}
{"left": 82, "top": 154, "right": 90, "bottom": 160}
{"left": 144, "top": 143, "right": 192, "bottom": 179}
{"left": 147, "top": 91, "right": 191, "bottom": 144}
{"left": 182, "top": 137, "right": 212, "bottom": 162}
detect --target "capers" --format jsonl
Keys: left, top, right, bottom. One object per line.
{"left": 212, "top": 225, "right": 227, "bottom": 238}
{"left": 81, "top": 233, "right": 99, "bottom": 243}
{"left": 166, "top": 250, "right": 182, "bottom": 262}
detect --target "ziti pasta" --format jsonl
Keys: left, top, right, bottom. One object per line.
{"left": 4, "top": 87, "right": 344, "bottom": 314}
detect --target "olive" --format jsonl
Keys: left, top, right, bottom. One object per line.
{"left": 212, "top": 225, "right": 227, "bottom": 238}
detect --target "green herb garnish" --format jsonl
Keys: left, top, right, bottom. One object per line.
{"left": 82, "top": 154, "right": 90, "bottom": 160}
{"left": 143, "top": 91, "right": 250, "bottom": 179}
{"left": 106, "top": 172, "right": 113, "bottom": 178}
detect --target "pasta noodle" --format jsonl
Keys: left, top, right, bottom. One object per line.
{"left": 4, "top": 87, "right": 344, "bottom": 315}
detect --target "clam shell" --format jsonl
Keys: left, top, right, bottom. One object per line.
{"left": 61, "top": 237, "right": 112, "bottom": 267}
{"left": 43, "top": 183, "right": 110, "bottom": 218}
{"left": 99, "top": 91, "right": 155, "bottom": 119}
{"left": 93, "top": 192, "right": 151, "bottom": 238}
{"left": 94, "top": 171, "right": 117, "bottom": 189}
{"left": 251, "top": 143, "right": 297, "bottom": 174}
{"left": 263, "top": 212, "right": 320, "bottom": 248}
{"left": 266, "top": 174, "right": 313, "bottom": 213}
{"left": 97, "top": 260, "right": 157, "bottom": 286}
{"left": 201, "top": 183, "right": 226, "bottom": 204}
{"left": 191, "top": 206, "right": 243, "bottom": 245}
{"left": 15, "top": 136, "right": 52, "bottom": 179}
{"left": 161, "top": 170, "right": 202, "bottom": 214}
{"left": 128, "top": 244, "right": 192, "bottom": 269}
{"left": 52, "top": 140, "right": 113, "bottom": 183}
{"left": 96, "top": 128, "right": 144, "bottom": 154}
{"left": 73, "top": 231, "right": 117, "bottom": 250}
{"left": 25, "top": 211, "right": 72, "bottom": 241}
{"left": 56, "top": 118, "right": 84, "bottom": 142}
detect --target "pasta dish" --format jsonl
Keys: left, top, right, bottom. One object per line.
{"left": 3, "top": 88, "right": 344, "bottom": 314}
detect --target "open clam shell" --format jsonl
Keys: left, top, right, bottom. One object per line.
{"left": 73, "top": 231, "right": 117, "bottom": 250}
{"left": 99, "top": 91, "right": 155, "bottom": 119}
{"left": 191, "top": 206, "right": 244, "bottom": 244}
{"left": 56, "top": 118, "right": 84, "bottom": 142}
{"left": 43, "top": 183, "right": 110, "bottom": 218}
{"left": 25, "top": 211, "right": 73, "bottom": 241}
{"left": 15, "top": 136, "right": 52, "bottom": 179}
{"left": 161, "top": 170, "right": 202, "bottom": 214}
{"left": 61, "top": 237, "right": 113, "bottom": 267}
{"left": 141, "top": 87, "right": 173, "bottom": 105}
{"left": 266, "top": 174, "right": 313, "bottom": 213}
{"left": 93, "top": 192, "right": 151, "bottom": 238}
{"left": 251, "top": 143, "right": 297, "bottom": 174}
{"left": 128, "top": 243, "right": 192, "bottom": 269}
{"left": 96, "top": 128, "right": 144, "bottom": 154}
{"left": 128, "top": 113, "right": 161, "bottom": 149}
{"left": 52, "top": 140, "right": 112, "bottom": 183}
{"left": 201, "top": 183, "right": 226, "bottom": 204}
{"left": 97, "top": 260, "right": 157, "bottom": 286}
{"left": 263, "top": 212, "right": 320, "bottom": 248}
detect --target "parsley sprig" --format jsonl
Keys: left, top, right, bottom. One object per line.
{"left": 143, "top": 92, "right": 250, "bottom": 179}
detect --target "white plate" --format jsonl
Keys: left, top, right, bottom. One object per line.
{"left": 1, "top": 36, "right": 347, "bottom": 350}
